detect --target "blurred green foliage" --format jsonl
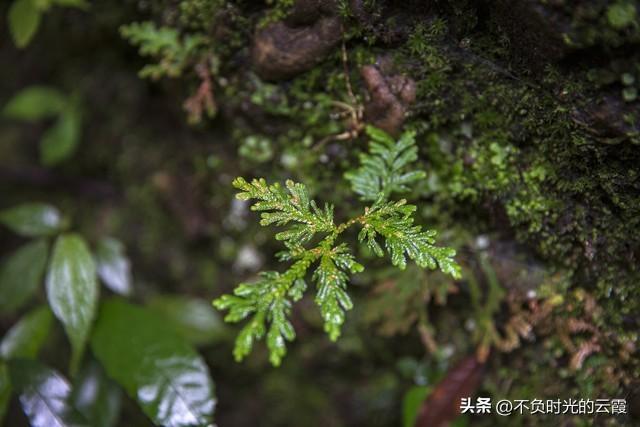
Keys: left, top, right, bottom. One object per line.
{"left": 8, "top": 0, "right": 88, "bottom": 48}
{"left": 3, "top": 87, "right": 83, "bottom": 166}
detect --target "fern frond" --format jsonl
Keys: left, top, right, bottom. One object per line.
{"left": 233, "top": 177, "right": 335, "bottom": 247}
{"left": 359, "top": 198, "right": 461, "bottom": 278}
{"left": 216, "top": 174, "right": 460, "bottom": 366}
{"left": 120, "top": 22, "right": 207, "bottom": 80}
{"left": 313, "top": 243, "right": 363, "bottom": 341}
{"left": 345, "top": 126, "right": 426, "bottom": 201}
{"left": 213, "top": 251, "right": 317, "bottom": 366}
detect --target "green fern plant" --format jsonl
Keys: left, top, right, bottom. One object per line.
{"left": 345, "top": 127, "right": 427, "bottom": 201}
{"left": 120, "top": 22, "right": 209, "bottom": 80}
{"left": 214, "top": 126, "right": 461, "bottom": 366}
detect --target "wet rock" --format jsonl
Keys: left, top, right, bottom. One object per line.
{"left": 491, "top": 0, "right": 570, "bottom": 67}
{"left": 361, "top": 63, "right": 416, "bottom": 135}
{"left": 284, "top": 0, "right": 337, "bottom": 27}
{"left": 572, "top": 94, "right": 640, "bottom": 141}
{"left": 349, "top": 0, "right": 434, "bottom": 45}
{"left": 252, "top": 1, "right": 342, "bottom": 81}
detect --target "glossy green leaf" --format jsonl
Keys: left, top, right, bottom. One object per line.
{"left": 0, "top": 362, "right": 10, "bottom": 424}
{"left": 71, "top": 360, "right": 122, "bottom": 427}
{"left": 2, "top": 86, "right": 66, "bottom": 120}
{"left": 46, "top": 233, "right": 98, "bottom": 374}
{"left": 40, "top": 107, "right": 82, "bottom": 166}
{"left": 91, "top": 299, "right": 216, "bottom": 427}
{"left": 9, "top": 359, "right": 88, "bottom": 427}
{"left": 95, "top": 237, "right": 132, "bottom": 296}
{"left": 0, "top": 240, "right": 49, "bottom": 313}
{"left": 148, "top": 295, "right": 226, "bottom": 346}
{"left": 8, "top": 0, "right": 42, "bottom": 48}
{"left": 402, "top": 386, "right": 431, "bottom": 427}
{"left": 0, "top": 203, "right": 64, "bottom": 237}
{"left": 1, "top": 306, "right": 53, "bottom": 359}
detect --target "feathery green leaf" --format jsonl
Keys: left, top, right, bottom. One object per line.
{"left": 217, "top": 155, "right": 459, "bottom": 365}
{"left": 359, "top": 198, "right": 461, "bottom": 278}
{"left": 345, "top": 126, "right": 426, "bottom": 201}
{"left": 313, "top": 243, "right": 363, "bottom": 341}
{"left": 120, "top": 22, "right": 207, "bottom": 80}
{"left": 233, "top": 177, "right": 335, "bottom": 247}
{"left": 213, "top": 252, "right": 317, "bottom": 366}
